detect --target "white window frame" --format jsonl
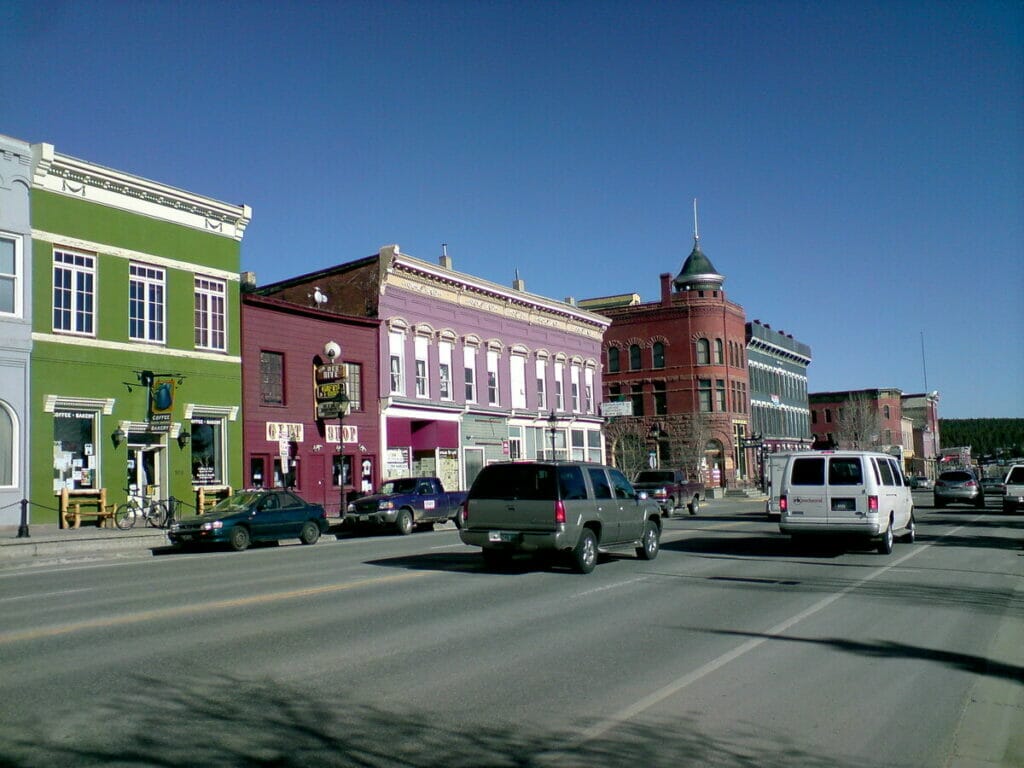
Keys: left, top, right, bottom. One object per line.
{"left": 463, "top": 345, "right": 477, "bottom": 403}
{"left": 554, "top": 362, "right": 564, "bottom": 411}
{"left": 0, "top": 401, "right": 18, "bottom": 488}
{"left": 129, "top": 263, "right": 166, "bottom": 343}
{"left": 194, "top": 276, "right": 226, "bottom": 351}
{"left": 486, "top": 349, "right": 500, "bottom": 406}
{"left": 570, "top": 365, "right": 581, "bottom": 413}
{"left": 510, "top": 352, "right": 526, "bottom": 410}
{"left": 535, "top": 359, "right": 547, "bottom": 410}
{"left": 389, "top": 330, "right": 406, "bottom": 395}
{"left": 53, "top": 249, "right": 95, "bottom": 336}
{"left": 438, "top": 340, "right": 453, "bottom": 401}
{"left": 414, "top": 335, "right": 429, "bottom": 398}
{"left": 0, "top": 232, "right": 23, "bottom": 318}
{"left": 584, "top": 368, "right": 595, "bottom": 414}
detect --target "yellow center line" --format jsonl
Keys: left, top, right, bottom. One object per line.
{"left": 0, "top": 571, "right": 427, "bottom": 645}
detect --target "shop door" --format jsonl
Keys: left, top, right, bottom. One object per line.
{"left": 127, "top": 443, "right": 164, "bottom": 503}
{"left": 304, "top": 454, "right": 327, "bottom": 508}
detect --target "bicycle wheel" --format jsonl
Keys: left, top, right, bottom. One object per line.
{"left": 146, "top": 501, "right": 169, "bottom": 528}
{"left": 114, "top": 502, "right": 138, "bottom": 529}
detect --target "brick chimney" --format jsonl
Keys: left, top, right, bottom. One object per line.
{"left": 660, "top": 273, "right": 672, "bottom": 305}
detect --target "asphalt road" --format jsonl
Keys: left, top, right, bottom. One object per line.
{"left": 0, "top": 496, "right": 1020, "bottom": 768}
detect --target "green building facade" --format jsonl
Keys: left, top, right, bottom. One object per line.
{"left": 29, "top": 143, "right": 251, "bottom": 524}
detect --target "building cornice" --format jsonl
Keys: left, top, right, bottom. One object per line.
{"left": 31, "top": 143, "right": 251, "bottom": 241}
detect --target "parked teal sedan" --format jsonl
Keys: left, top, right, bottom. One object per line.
{"left": 168, "top": 489, "right": 329, "bottom": 551}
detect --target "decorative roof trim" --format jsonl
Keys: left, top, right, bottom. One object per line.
{"left": 44, "top": 395, "right": 116, "bottom": 414}
{"left": 31, "top": 143, "right": 251, "bottom": 242}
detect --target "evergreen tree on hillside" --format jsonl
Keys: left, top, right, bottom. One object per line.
{"left": 939, "top": 418, "right": 1024, "bottom": 457}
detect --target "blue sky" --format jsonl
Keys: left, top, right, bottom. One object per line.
{"left": 3, "top": 1, "right": 1021, "bottom": 418}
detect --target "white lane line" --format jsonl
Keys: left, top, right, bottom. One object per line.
{"left": 570, "top": 519, "right": 977, "bottom": 747}
{"left": 0, "top": 587, "right": 93, "bottom": 603}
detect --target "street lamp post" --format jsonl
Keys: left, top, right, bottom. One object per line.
{"left": 648, "top": 423, "right": 660, "bottom": 469}
{"left": 547, "top": 410, "right": 558, "bottom": 461}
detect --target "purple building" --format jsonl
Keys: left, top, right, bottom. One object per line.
{"left": 257, "top": 245, "right": 610, "bottom": 489}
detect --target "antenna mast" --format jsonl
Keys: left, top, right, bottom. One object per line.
{"left": 693, "top": 198, "right": 699, "bottom": 242}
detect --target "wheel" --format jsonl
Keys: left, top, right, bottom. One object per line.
{"left": 146, "top": 501, "right": 168, "bottom": 528}
{"left": 877, "top": 520, "right": 894, "bottom": 555}
{"left": 688, "top": 495, "right": 700, "bottom": 515}
{"left": 114, "top": 502, "right": 137, "bottom": 530}
{"left": 636, "top": 520, "right": 660, "bottom": 561}
{"left": 670, "top": 496, "right": 679, "bottom": 515}
{"left": 299, "top": 521, "right": 321, "bottom": 545}
{"left": 571, "top": 528, "right": 598, "bottom": 574}
{"left": 229, "top": 525, "right": 251, "bottom": 552}
{"left": 395, "top": 508, "right": 414, "bottom": 536}
{"left": 902, "top": 510, "right": 916, "bottom": 543}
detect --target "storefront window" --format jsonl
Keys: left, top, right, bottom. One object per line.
{"left": 53, "top": 410, "right": 97, "bottom": 491}
{"left": 189, "top": 417, "right": 223, "bottom": 485}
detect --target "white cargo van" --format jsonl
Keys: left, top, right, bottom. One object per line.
{"left": 779, "top": 450, "right": 915, "bottom": 554}
{"left": 765, "top": 452, "right": 795, "bottom": 518}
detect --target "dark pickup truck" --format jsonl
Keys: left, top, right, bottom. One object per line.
{"left": 344, "top": 477, "right": 467, "bottom": 535}
{"left": 632, "top": 469, "right": 703, "bottom": 516}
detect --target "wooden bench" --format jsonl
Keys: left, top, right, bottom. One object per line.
{"left": 196, "top": 485, "right": 233, "bottom": 514}
{"left": 58, "top": 488, "right": 113, "bottom": 529}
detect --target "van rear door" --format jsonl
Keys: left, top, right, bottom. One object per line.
{"left": 826, "top": 456, "right": 866, "bottom": 523}
{"left": 785, "top": 456, "right": 828, "bottom": 526}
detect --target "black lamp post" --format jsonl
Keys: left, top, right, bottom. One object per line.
{"left": 547, "top": 410, "right": 558, "bottom": 461}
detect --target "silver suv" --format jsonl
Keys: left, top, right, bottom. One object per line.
{"left": 459, "top": 461, "right": 663, "bottom": 573}
{"left": 933, "top": 470, "right": 984, "bottom": 509}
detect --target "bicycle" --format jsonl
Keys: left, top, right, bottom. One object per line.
{"left": 114, "top": 490, "right": 170, "bottom": 530}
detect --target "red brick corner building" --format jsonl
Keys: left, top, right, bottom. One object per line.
{"left": 581, "top": 234, "right": 753, "bottom": 488}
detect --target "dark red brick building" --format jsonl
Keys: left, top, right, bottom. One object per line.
{"left": 241, "top": 291, "right": 380, "bottom": 516}
{"left": 581, "top": 235, "right": 752, "bottom": 487}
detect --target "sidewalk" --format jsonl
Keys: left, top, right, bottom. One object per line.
{"left": 0, "top": 522, "right": 171, "bottom": 564}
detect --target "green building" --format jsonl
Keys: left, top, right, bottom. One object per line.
{"left": 29, "top": 143, "right": 251, "bottom": 524}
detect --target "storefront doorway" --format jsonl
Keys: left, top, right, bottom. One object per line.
{"left": 126, "top": 434, "right": 165, "bottom": 504}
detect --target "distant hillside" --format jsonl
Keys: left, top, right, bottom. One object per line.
{"left": 939, "top": 418, "right": 1024, "bottom": 457}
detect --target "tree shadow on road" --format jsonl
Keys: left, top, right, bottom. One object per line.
{"left": 0, "top": 671, "right": 887, "bottom": 768}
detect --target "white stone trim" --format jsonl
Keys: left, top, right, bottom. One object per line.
{"left": 31, "top": 143, "right": 251, "bottom": 241}
{"left": 43, "top": 395, "right": 116, "bottom": 414}
{"left": 32, "top": 332, "right": 241, "bottom": 363}
{"left": 184, "top": 404, "right": 239, "bottom": 421}
{"left": 34, "top": 230, "right": 240, "bottom": 282}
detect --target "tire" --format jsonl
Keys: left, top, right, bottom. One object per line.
{"left": 146, "top": 501, "right": 168, "bottom": 529}
{"left": 636, "top": 520, "right": 660, "bottom": 561}
{"left": 571, "top": 528, "right": 598, "bottom": 574}
{"left": 688, "top": 495, "right": 700, "bottom": 515}
{"left": 229, "top": 525, "right": 251, "bottom": 552}
{"left": 877, "top": 520, "right": 894, "bottom": 555}
{"left": 902, "top": 510, "right": 916, "bottom": 543}
{"left": 670, "top": 497, "right": 679, "bottom": 515}
{"left": 299, "top": 521, "right": 321, "bottom": 545}
{"left": 395, "top": 508, "right": 414, "bottom": 536}
{"left": 114, "top": 502, "right": 137, "bottom": 530}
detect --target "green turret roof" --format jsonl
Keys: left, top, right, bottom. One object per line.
{"left": 673, "top": 237, "right": 724, "bottom": 291}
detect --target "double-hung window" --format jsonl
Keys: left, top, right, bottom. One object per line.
{"left": 536, "top": 359, "right": 547, "bottom": 410}
{"left": 463, "top": 346, "right": 477, "bottom": 402}
{"left": 129, "top": 263, "right": 165, "bottom": 343}
{"left": 554, "top": 362, "right": 564, "bottom": 411}
{"left": 584, "top": 368, "right": 594, "bottom": 413}
{"left": 194, "top": 276, "right": 226, "bottom": 351}
{"left": 510, "top": 352, "right": 526, "bottom": 409}
{"left": 389, "top": 330, "right": 406, "bottom": 395}
{"left": 0, "top": 233, "right": 22, "bottom": 317}
{"left": 438, "top": 341, "right": 453, "bottom": 400}
{"left": 570, "top": 365, "right": 581, "bottom": 412}
{"left": 486, "top": 349, "right": 500, "bottom": 406}
{"left": 53, "top": 250, "right": 95, "bottom": 335}
{"left": 260, "top": 351, "right": 284, "bottom": 405}
{"left": 414, "top": 335, "right": 429, "bottom": 398}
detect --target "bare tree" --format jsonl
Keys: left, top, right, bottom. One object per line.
{"left": 604, "top": 416, "right": 650, "bottom": 479}
{"left": 835, "top": 398, "right": 882, "bottom": 450}
{"left": 661, "top": 411, "right": 712, "bottom": 482}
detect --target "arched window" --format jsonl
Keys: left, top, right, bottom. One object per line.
{"left": 652, "top": 341, "right": 665, "bottom": 369}
{"left": 696, "top": 338, "right": 710, "bottom": 365}
{"left": 629, "top": 344, "right": 642, "bottom": 370}
{"left": 0, "top": 403, "right": 13, "bottom": 486}
{"left": 607, "top": 347, "right": 620, "bottom": 373}
{"left": 714, "top": 339, "right": 724, "bottom": 364}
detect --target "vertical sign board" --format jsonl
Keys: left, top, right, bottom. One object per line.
{"left": 314, "top": 363, "right": 348, "bottom": 421}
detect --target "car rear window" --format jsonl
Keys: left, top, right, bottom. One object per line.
{"left": 1008, "top": 467, "right": 1024, "bottom": 484}
{"left": 790, "top": 457, "right": 825, "bottom": 486}
{"left": 829, "top": 458, "right": 864, "bottom": 486}
{"left": 636, "top": 471, "right": 673, "bottom": 483}
{"left": 940, "top": 471, "right": 972, "bottom": 482}
{"left": 468, "top": 464, "right": 557, "bottom": 500}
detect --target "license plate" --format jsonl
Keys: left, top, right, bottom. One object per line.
{"left": 178, "top": 534, "right": 193, "bottom": 541}
{"left": 359, "top": 515, "right": 368, "bottom": 522}
{"left": 831, "top": 498, "right": 856, "bottom": 512}
{"left": 488, "top": 531, "right": 516, "bottom": 543}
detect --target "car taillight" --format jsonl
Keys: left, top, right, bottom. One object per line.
{"left": 868, "top": 495, "right": 879, "bottom": 512}
{"left": 555, "top": 500, "right": 566, "bottom": 525}
{"left": 779, "top": 495, "right": 788, "bottom": 513}
{"left": 965, "top": 480, "right": 977, "bottom": 488}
